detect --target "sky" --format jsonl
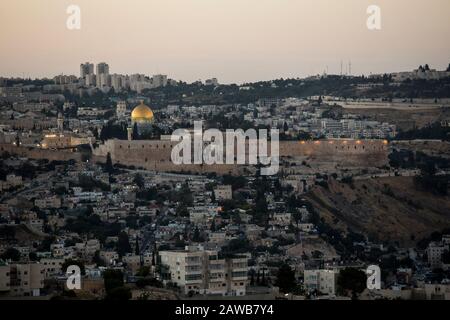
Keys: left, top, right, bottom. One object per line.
{"left": 0, "top": 0, "right": 449, "bottom": 83}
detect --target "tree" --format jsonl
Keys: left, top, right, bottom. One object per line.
{"left": 1, "top": 248, "right": 21, "bottom": 261}
{"left": 337, "top": 268, "right": 367, "bottom": 299}
{"left": 249, "top": 269, "right": 256, "bottom": 286}
{"left": 105, "top": 152, "right": 114, "bottom": 174}
{"left": 136, "top": 277, "right": 163, "bottom": 289}
{"left": 103, "top": 269, "right": 124, "bottom": 292}
{"left": 136, "top": 266, "right": 151, "bottom": 277}
{"left": 93, "top": 251, "right": 106, "bottom": 267}
{"left": 99, "top": 122, "right": 127, "bottom": 141}
{"left": 192, "top": 227, "right": 203, "bottom": 242}
{"left": 442, "top": 250, "right": 450, "bottom": 264}
{"left": 134, "top": 173, "right": 145, "bottom": 189}
{"left": 132, "top": 122, "right": 139, "bottom": 140}
{"left": 117, "top": 231, "right": 132, "bottom": 257}
{"left": 176, "top": 204, "right": 189, "bottom": 217}
{"left": 210, "top": 219, "right": 216, "bottom": 232}
{"left": 221, "top": 238, "right": 252, "bottom": 255}
{"left": 85, "top": 205, "right": 94, "bottom": 216}
{"left": 104, "top": 286, "right": 131, "bottom": 301}
{"left": 29, "top": 252, "right": 38, "bottom": 261}
{"left": 275, "top": 264, "right": 296, "bottom": 293}
{"left": 135, "top": 238, "right": 140, "bottom": 255}
{"left": 62, "top": 259, "right": 86, "bottom": 275}
{"left": 261, "top": 268, "right": 267, "bottom": 286}
{"left": 103, "top": 269, "right": 131, "bottom": 301}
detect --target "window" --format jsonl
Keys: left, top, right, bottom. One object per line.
{"left": 185, "top": 274, "right": 202, "bottom": 281}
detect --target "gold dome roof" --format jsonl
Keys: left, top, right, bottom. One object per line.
{"left": 131, "top": 101, "right": 154, "bottom": 122}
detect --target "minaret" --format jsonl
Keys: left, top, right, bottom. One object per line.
{"left": 127, "top": 127, "right": 133, "bottom": 141}
{"left": 15, "top": 134, "right": 20, "bottom": 147}
{"left": 57, "top": 112, "right": 64, "bottom": 132}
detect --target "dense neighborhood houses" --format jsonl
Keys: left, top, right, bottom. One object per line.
{"left": 0, "top": 62, "right": 449, "bottom": 301}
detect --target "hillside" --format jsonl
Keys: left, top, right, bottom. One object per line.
{"left": 0, "top": 224, "right": 47, "bottom": 244}
{"left": 304, "top": 176, "right": 450, "bottom": 246}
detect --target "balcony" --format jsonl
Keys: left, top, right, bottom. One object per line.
{"left": 231, "top": 271, "right": 248, "bottom": 281}
{"left": 209, "top": 273, "right": 225, "bottom": 282}
{"left": 209, "top": 264, "right": 225, "bottom": 271}
{"left": 185, "top": 274, "right": 203, "bottom": 284}
{"left": 185, "top": 279, "right": 203, "bottom": 285}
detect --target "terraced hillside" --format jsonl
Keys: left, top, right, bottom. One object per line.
{"left": 304, "top": 176, "right": 450, "bottom": 246}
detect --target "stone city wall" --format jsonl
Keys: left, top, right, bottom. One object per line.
{"left": 93, "top": 138, "right": 389, "bottom": 172}
{"left": 0, "top": 144, "right": 83, "bottom": 162}
{"left": 1, "top": 138, "right": 389, "bottom": 175}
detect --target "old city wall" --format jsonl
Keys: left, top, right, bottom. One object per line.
{"left": 279, "top": 140, "right": 389, "bottom": 167}
{"left": 1, "top": 138, "right": 389, "bottom": 174}
{"left": 102, "top": 139, "right": 246, "bottom": 175}
{"left": 95, "top": 139, "right": 389, "bottom": 171}
{"left": 0, "top": 144, "right": 84, "bottom": 162}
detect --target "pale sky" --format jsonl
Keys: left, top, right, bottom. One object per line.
{"left": 0, "top": 0, "right": 449, "bottom": 83}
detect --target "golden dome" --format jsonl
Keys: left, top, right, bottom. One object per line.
{"left": 131, "top": 100, "right": 154, "bottom": 122}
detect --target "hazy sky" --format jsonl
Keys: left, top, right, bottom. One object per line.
{"left": 0, "top": 0, "right": 449, "bottom": 83}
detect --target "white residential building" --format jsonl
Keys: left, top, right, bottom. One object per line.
{"left": 214, "top": 185, "right": 232, "bottom": 201}
{"left": 159, "top": 245, "right": 248, "bottom": 296}
{"left": 304, "top": 269, "right": 339, "bottom": 295}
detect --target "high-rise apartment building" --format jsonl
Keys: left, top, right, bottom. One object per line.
{"left": 111, "top": 74, "right": 129, "bottom": 92}
{"left": 85, "top": 74, "right": 96, "bottom": 87}
{"left": 80, "top": 62, "right": 94, "bottom": 79}
{"left": 152, "top": 74, "right": 168, "bottom": 88}
{"left": 98, "top": 73, "right": 111, "bottom": 88}
{"left": 53, "top": 75, "right": 77, "bottom": 85}
{"left": 96, "top": 62, "right": 109, "bottom": 75}
{"left": 96, "top": 62, "right": 110, "bottom": 88}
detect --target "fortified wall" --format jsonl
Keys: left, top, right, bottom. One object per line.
{"left": 279, "top": 140, "right": 389, "bottom": 167}
{"left": 0, "top": 144, "right": 84, "bottom": 162}
{"left": 0, "top": 139, "right": 389, "bottom": 175}
{"left": 92, "top": 138, "right": 389, "bottom": 174}
{"left": 92, "top": 139, "right": 244, "bottom": 175}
